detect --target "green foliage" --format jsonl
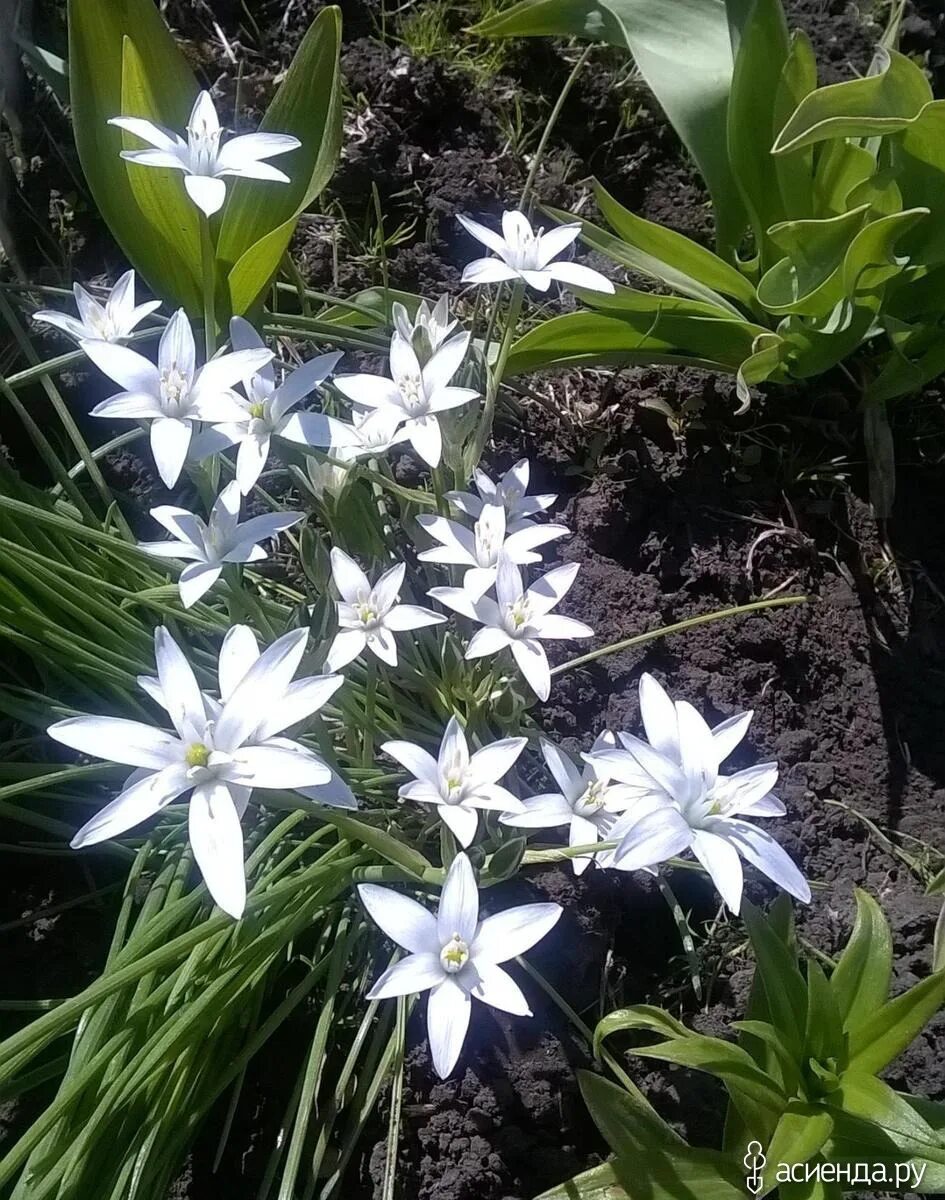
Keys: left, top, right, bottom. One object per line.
{"left": 66, "top": 0, "right": 342, "bottom": 322}
{"left": 545, "top": 891, "right": 945, "bottom": 1197}
{"left": 484, "top": 0, "right": 945, "bottom": 468}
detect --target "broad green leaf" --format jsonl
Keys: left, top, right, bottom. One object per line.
{"left": 763, "top": 1103, "right": 834, "bottom": 1195}
{"left": 804, "top": 961, "right": 844, "bottom": 1065}
{"left": 742, "top": 901, "right": 807, "bottom": 1053}
{"left": 316, "top": 287, "right": 424, "bottom": 327}
{"left": 217, "top": 8, "right": 343, "bottom": 316}
{"left": 536, "top": 1157, "right": 747, "bottom": 1200}
{"left": 577, "top": 1070, "right": 683, "bottom": 1156}
{"left": 757, "top": 207, "right": 869, "bottom": 317}
{"left": 773, "top": 31, "right": 818, "bottom": 220}
{"left": 736, "top": 332, "right": 788, "bottom": 409}
{"left": 887, "top": 100, "right": 945, "bottom": 267}
{"left": 772, "top": 48, "right": 933, "bottom": 155}
{"left": 119, "top": 38, "right": 202, "bottom": 312}
{"left": 67, "top": 0, "right": 200, "bottom": 309}
{"left": 594, "top": 1005, "right": 692, "bottom": 1059}
{"left": 811, "top": 140, "right": 876, "bottom": 217}
{"left": 631, "top": 1035, "right": 787, "bottom": 1113}
{"left": 505, "top": 304, "right": 765, "bottom": 378}
{"left": 829, "top": 889, "right": 892, "bottom": 1032}
{"left": 732, "top": 1019, "right": 801, "bottom": 1095}
{"left": 779, "top": 302, "right": 877, "bottom": 382}
{"left": 846, "top": 970, "right": 945, "bottom": 1075}
{"left": 572, "top": 183, "right": 757, "bottom": 310}
{"left": 827, "top": 1073, "right": 945, "bottom": 1191}
{"left": 866, "top": 330, "right": 945, "bottom": 403}
{"left": 472, "top": 0, "right": 748, "bottom": 256}
{"left": 725, "top": 0, "right": 790, "bottom": 265}
{"left": 841, "top": 208, "right": 928, "bottom": 297}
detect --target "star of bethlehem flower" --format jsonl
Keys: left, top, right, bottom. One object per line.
{"left": 458, "top": 210, "right": 615, "bottom": 294}
{"left": 324, "top": 548, "right": 446, "bottom": 673}
{"left": 446, "top": 458, "right": 556, "bottom": 533}
{"left": 382, "top": 716, "right": 527, "bottom": 847}
{"left": 305, "top": 407, "right": 409, "bottom": 500}
{"left": 392, "top": 295, "right": 457, "bottom": 363}
{"left": 501, "top": 732, "right": 638, "bottom": 874}
{"left": 192, "top": 317, "right": 347, "bottom": 494}
{"left": 430, "top": 556, "right": 593, "bottom": 702}
{"left": 416, "top": 503, "right": 569, "bottom": 599}
{"left": 110, "top": 90, "right": 300, "bottom": 217}
{"left": 49, "top": 625, "right": 345, "bottom": 917}
{"left": 359, "top": 851, "right": 561, "bottom": 1077}
{"left": 33, "top": 269, "right": 160, "bottom": 344}
{"left": 587, "top": 673, "right": 811, "bottom": 914}
{"left": 334, "top": 331, "right": 478, "bottom": 468}
{"left": 82, "top": 308, "right": 272, "bottom": 487}
{"left": 138, "top": 480, "right": 303, "bottom": 608}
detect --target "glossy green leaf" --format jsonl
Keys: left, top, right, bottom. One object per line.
{"left": 631, "top": 1034, "right": 787, "bottom": 1113}
{"left": 772, "top": 48, "right": 933, "bottom": 155}
{"left": 577, "top": 1071, "right": 683, "bottom": 1156}
{"left": 829, "top": 889, "right": 893, "bottom": 1032}
{"left": 725, "top": 0, "right": 790, "bottom": 264}
{"left": 846, "top": 970, "right": 945, "bottom": 1075}
{"left": 763, "top": 1103, "right": 835, "bottom": 1195}
{"left": 742, "top": 901, "right": 808, "bottom": 1053}
{"left": 67, "top": 0, "right": 200, "bottom": 309}
{"left": 217, "top": 8, "right": 343, "bottom": 316}
{"left": 804, "top": 961, "right": 845, "bottom": 1065}
{"left": 118, "top": 37, "right": 202, "bottom": 311}
{"left": 736, "top": 332, "right": 788, "bottom": 409}
{"left": 505, "top": 303, "right": 764, "bottom": 378}
{"left": 594, "top": 1005, "right": 692, "bottom": 1059}
{"left": 731, "top": 1019, "right": 800, "bottom": 1095}
{"left": 811, "top": 140, "right": 876, "bottom": 217}
{"left": 773, "top": 31, "right": 818, "bottom": 220}
{"left": 757, "top": 207, "right": 868, "bottom": 317}
{"left": 472, "top": 0, "right": 748, "bottom": 256}
{"left": 535, "top": 1161, "right": 629, "bottom": 1200}
{"left": 887, "top": 100, "right": 945, "bottom": 267}
{"left": 568, "top": 183, "right": 757, "bottom": 310}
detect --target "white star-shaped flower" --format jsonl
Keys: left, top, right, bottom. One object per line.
{"left": 458, "top": 210, "right": 614, "bottom": 294}
{"left": 82, "top": 307, "right": 271, "bottom": 487}
{"left": 324, "top": 548, "right": 446, "bottom": 672}
{"left": 392, "top": 295, "right": 457, "bottom": 363}
{"left": 446, "top": 458, "right": 556, "bottom": 533}
{"left": 110, "top": 90, "right": 300, "bottom": 217}
{"left": 138, "top": 481, "right": 303, "bottom": 608}
{"left": 191, "top": 317, "right": 347, "bottom": 494}
{"left": 501, "top": 732, "right": 638, "bottom": 874}
{"left": 33, "top": 269, "right": 160, "bottom": 344}
{"left": 334, "top": 332, "right": 478, "bottom": 468}
{"left": 382, "top": 716, "right": 527, "bottom": 847}
{"left": 359, "top": 852, "right": 561, "bottom": 1077}
{"left": 588, "top": 673, "right": 811, "bottom": 914}
{"left": 416, "top": 503, "right": 569, "bottom": 599}
{"left": 49, "top": 625, "right": 346, "bottom": 917}
{"left": 430, "top": 555, "right": 593, "bottom": 701}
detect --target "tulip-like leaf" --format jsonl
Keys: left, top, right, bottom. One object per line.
{"left": 757, "top": 207, "right": 869, "bottom": 317}
{"left": 217, "top": 7, "right": 343, "bottom": 317}
{"left": 577, "top": 1070, "right": 683, "bottom": 1157}
{"left": 763, "top": 1103, "right": 835, "bottom": 1191}
{"left": 630, "top": 1033, "right": 787, "bottom": 1114}
{"left": 725, "top": 0, "right": 790, "bottom": 265}
{"left": 67, "top": 0, "right": 200, "bottom": 310}
{"left": 773, "top": 31, "right": 818, "bottom": 221}
{"left": 804, "top": 960, "right": 844, "bottom": 1065}
{"left": 472, "top": 0, "right": 748, "bottom": 257}
{"left": 772, "top": 48, "right": 933, "bottom": 155}
{"left": 828, "top": 889, "right": 893, "bottom": 1031}
{"left": 504, "top": 302, "right": 765, "bottom": 378}
{"left": 846, "top": 969, "right": 945, "bottom": 1076}
{"left": 594, "top": 1004, "right": 692, "bottom": 1059}
{"left": 742, "top": 901, "right": 807, "bottom": 1053}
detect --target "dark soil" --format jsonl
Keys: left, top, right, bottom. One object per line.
{"left": 4, "top": 1, "right": 945, "bottom": 1199}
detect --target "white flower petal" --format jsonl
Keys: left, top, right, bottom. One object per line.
{"left": 721, "top": 819, "right": 810, "bottom": 903}
{"left": 179, "top": 561, "right": 222, "bottom": 607}
{"left": 184, "top": 173, "right": 227, "bottom": 216}
{"left": 48, "top": 714, "right": 181, "bottom": 772}
{"left": 230, "top": 743, "right": 330, "bottom": 789}
{"left": 218, "top": 625, "right": 259, "bottom": 702}
{"left": 334, "top": 373, "right": 402, "bottom": 410}
{"left": 383, "top": 604, "right": 446, "bottom": 632}
{"left": 358, "top": 884, "right": 438, "bottom": 954}
{"left": 82, "top": 338, "right": 160, "bottom": 394}
{"left": 510, "top": 638, "right": 551, "bottom": 701}
{"left": 638, "top": 674, "right": 681, "bottom": 761}
{"left": 368, "top": 952, "right": 444, "bottom": 1000}
{"left": 189, "top": 781, "right": 246, "bottom": 918}
{"left": 471, "top": 962, "right": 531, "bottom": 1016}
{"left": 614, "top": 806, "right": 693, "bottom": 872}
{"left": 330, "top": 547, "right": 371, "bottom": 605}
{"left": 108, "top": 115, "right": 184, "bottom": 152}
{"left": 530, "top": 614, "right": 594, "bottom": 640}
{"left": 254, "top": 675, "right": 344, "bottom": 740}
{"left": 214, "top": 628, "right": 308, "bottom": 752}
{"left": 536, "top": 223, "right": 581, "bottom": 267}
{"left": 422, "top": 332, "right": 469, "bottom": 394}
{"left": 71, "top": 761, "right": 192, "bottom": 847}
{"left": 215, "top": 131, "right": 300, "bottom": 170}
{"left": 711, "top": 711, "right": 753, "bottom": 764}
{"left": 324, "top": 629, "right": 367, "bottom": 672}
{"left": 405, "top": 414, "right": 442, "bottom": 467}
{"left": 439, "top": 804, "right": 479, "bottom": 847}
{"left": 540, "top": 739, "right": 583, "bottom": 799}
{"left": 464, "top": 626, "right": 513, "bottom": 659}
{"left": 468, "top": 737, "right": 526, "bottom": 785}
{"left": 543, "top": 260, "right": 615, "bottom": 294}
{"left": 690, "top": 828, "right": 744, "bottom": 913}
{"left": 150, "top": 417, "right": 193, "bottom": 488}
{"left": 456, "top": 213, "right": 509, "bottom": 256}
{"left": 154, "top": 626, "right": 205, "bottom": 741}
{"left": 437, "top": 851, "right": 479, "bottom": 944}
{"left": 500, "top": 792, "right": 572, "bottom": 828}
{"left": 382, "top": 739, "right": 439, "bottom": 785}
{"left": 427, "top": 977, "right": 471, "bottom": 1078}
{"left": 472, "top": 902, "right": 561, "bottom": 964}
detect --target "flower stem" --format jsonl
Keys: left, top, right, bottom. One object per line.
{"left": 552, "top": 594, "right": 808, "bottom": 676}
{"left": 200, "top": 218, "right": 217, "bottom": 359}
{"left": 468, "top": 279, "right": 526, "bottom": 474}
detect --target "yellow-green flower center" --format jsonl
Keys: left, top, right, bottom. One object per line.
{"left": 249, "top": 401, "right": 267, "bottom": 419}
{"left": 185, "top": 741, "right": 210, "bottom": 768}
{"left": 440, "top": 933, "right": 469, "bottom": 974}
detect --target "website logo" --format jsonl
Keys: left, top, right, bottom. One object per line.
{"left": 743, "top": 1141, "right": 766, "bottom": 1195}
